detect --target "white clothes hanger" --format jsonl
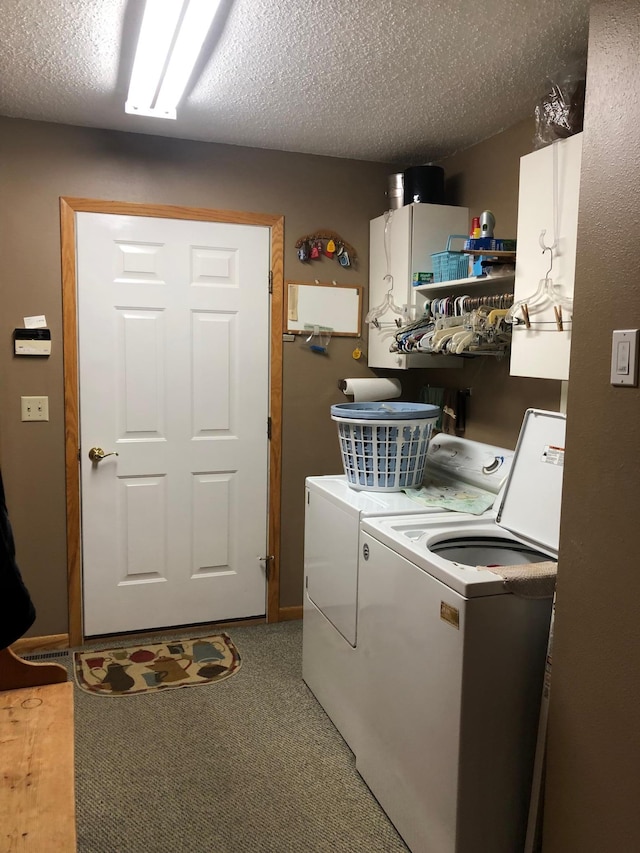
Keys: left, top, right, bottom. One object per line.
{"left": 506, "top": 242, "right": 574, "bottom": 325}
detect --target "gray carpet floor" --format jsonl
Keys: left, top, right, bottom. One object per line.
{"left": 62, "top": 620, "right": 408, "bottom": 853}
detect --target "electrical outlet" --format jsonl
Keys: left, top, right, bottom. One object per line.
{"left": 21, "top": 396, "right": 49, "bottom": 421}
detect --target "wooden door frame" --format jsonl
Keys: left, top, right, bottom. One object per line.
{"left": 60, "top": 197, "right": 284, "bottom": 646}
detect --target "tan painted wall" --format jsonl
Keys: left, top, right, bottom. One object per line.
{"left": 0, "top": 112, "right": 565, "bottom": 638}
{"left": 543, "top": 3, "right": 640, "bottom": 849}
{"left": 0, "top": 117, "right": 390, "bottom": 632}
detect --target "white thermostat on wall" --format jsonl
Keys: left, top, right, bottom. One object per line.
{"left": 14, "top": 328, "right": 52, "bottom": 356}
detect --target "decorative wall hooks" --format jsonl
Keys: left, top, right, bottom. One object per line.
{"left": 295, "top": 230, "right": 358, "bottom": 268}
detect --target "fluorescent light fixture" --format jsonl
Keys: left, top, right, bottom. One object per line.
{"left": 126, "top": 0, "right": 221, "bottom": 120}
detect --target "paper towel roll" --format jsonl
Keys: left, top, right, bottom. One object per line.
{"left": 339, "top": 377, "right": 402, "bottom": 402}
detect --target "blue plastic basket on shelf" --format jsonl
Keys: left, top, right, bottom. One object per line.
{"left": 330, "top": 402, "right": 440, "bottom": 492}
{"left": 431, "top": 234, "right": 470, "bottom": 283}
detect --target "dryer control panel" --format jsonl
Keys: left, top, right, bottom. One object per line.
{"left": 426, "top": 435, "right": 514, "bottom": 495}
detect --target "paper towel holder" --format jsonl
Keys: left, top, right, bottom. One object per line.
{"left": 337, "top": 377, "right": 403, "bottom": 403}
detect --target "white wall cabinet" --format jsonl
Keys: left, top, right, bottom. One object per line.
{"left": 368, "top": 203, "right": 468, "bottom": 369}
{"left": 510, "top": 133, "right": 583, "bottom": 381}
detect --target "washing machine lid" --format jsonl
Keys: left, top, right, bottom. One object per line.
{"left": 496, "top": 409, "right": 566, "bottom": 556}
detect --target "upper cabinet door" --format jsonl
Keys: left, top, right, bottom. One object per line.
{"left": 510, "top": 133, "right": 583, "bottom": 381}
{"left": 368, "top": 203, "right": 468, "bottom": 369}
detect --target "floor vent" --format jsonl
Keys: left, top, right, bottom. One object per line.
{"left": 23, "top": 650, "right": 71, "bottom": 662}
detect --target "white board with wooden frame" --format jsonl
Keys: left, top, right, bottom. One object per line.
{"left": 285, "top": 280, "right": 363, "bottom": 337}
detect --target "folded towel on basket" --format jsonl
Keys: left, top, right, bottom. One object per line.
{"left": 481, "top": 561, "right": 557, "bottom": 599}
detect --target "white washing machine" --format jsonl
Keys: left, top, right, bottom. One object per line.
{"left": 302, "top": 433, "right": 514, "bottom": 754}
{"left": 357, "top": 409, "right": 565, "bottom": 853}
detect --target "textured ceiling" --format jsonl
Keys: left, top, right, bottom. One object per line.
{"left": 0, "top": 0, "right": 590, "bottom": 163}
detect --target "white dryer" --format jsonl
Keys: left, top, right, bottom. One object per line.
{"left": 302, "top": 434, "right": 514, "bottom": 754}
{"left": 357, "top": 409, "right": 565, "bottom": 853}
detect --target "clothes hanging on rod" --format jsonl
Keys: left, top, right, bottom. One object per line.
{"left": 419, "top": 386, "right": 467, "bottom": 435}
{"left": 442, "top": 388, "right": 467, "bottom": 435}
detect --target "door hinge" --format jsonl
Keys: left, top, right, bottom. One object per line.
{"left": 268, "top": 270, "right": 273, "bottom": 294}
{"left": 267, "top": 416, "right": 272, "bottom": 440}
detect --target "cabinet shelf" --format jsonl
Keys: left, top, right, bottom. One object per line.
{"left": 414, "top": 272, "right": 515, "bottom": 296}
{"left": 461, "top": 249, "right": 516, "bottom": 258}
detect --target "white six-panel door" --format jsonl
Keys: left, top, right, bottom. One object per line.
{"left": 76, "top": 213, "right": 270, "bottom": 636}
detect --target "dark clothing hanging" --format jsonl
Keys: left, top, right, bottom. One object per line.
{"left": 0, "top": 470, "right": 36, "bottom": 649}
{"left": 420, "top": 386, "right": 467, "bottom": 436}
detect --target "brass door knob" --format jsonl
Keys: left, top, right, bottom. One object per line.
{"left": 88, "top": 447, "right": 119, "bottom": 462}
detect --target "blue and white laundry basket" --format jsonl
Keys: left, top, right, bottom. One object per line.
{"left": 330, "top": 402, "right": 441, "bottom": 492}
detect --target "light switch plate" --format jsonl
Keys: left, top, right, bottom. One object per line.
{"left": 611, "top": 329, "right": 639, "bottom": 386}
{"left": 21, "top": 396, "right": 49, "bottom": 421}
